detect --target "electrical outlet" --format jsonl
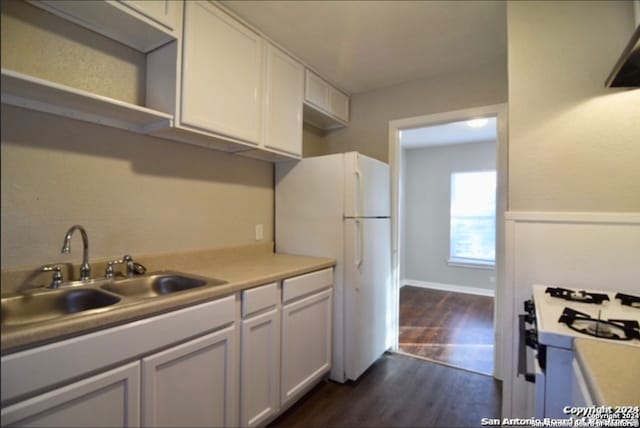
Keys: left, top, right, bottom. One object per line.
{"left": 255, "top": 224, "right": 263, "bottom": 241}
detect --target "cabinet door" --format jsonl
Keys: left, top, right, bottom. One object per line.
{"left": 281, "top": 289, "right": 332, "bottom": 407}
{"left": 329, "top": 86, "right": 349, "bottom": 122}
{"left": 264, "top": 44, "right": 304, "bottom": 157}
{"left": 240, "top": 309, "right": 280, "bottom": 427}
{"left": 1, "top": 362, "right": 140, "bottom": 428}
{"left": 120, "top": 1, "right": 180, "bottom": 31}
{"left": 304, "top": 70, "right": 329, "bottom": 112}
{"left": 181, "top": 1, "right": 263, "bottom": 145}
{"left": 142, "top": 327, "right": 237, "bottom": 428}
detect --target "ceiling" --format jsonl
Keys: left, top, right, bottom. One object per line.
{"left": 221, "top": 0, "right": 507, "bottom": 94}
{"left": 400, "top": 117, "right": 497, "bottom": 149}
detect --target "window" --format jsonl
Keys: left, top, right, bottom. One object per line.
{"left": 449, "top": 171, "right": 496, "bottom": 267}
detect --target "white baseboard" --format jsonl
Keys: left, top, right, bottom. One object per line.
{"left": 402, "top": 279, "right": 495, "bottom": 297}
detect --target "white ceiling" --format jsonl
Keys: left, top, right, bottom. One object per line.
{"left": 401, "top": 117, "right": 497, "bottom": 149}
{"left": 221, "top": 0, "right": 507, "bottom": 94}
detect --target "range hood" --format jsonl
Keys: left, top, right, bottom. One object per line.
{"left": 605, "top": 25, "right": 640, "bottom": 87}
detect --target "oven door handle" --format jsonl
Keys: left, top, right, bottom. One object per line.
{"left": 518, "top": 314, "right": 536, "bottom": 383}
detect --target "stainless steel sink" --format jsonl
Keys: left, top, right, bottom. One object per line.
{"left": 1, "top": 271, "right": 227, "bottom": 330}
{"left": 1, "top": 288, "right": 120, "bottom": 328}
{"left": 100, "top": 272, "right": 227, "bottom": 298}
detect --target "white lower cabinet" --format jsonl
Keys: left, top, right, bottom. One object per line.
{"left": 1, "top": 268, "right": 334, "bottom": 428}
{"left": 240, "top": 308, "right": 280, "bottom": 427}
{"left": 281, "top": 269, "right": 333, "bottom": 407}
{"left": 239, "top": 269, "right": 333, "bottom": 426}
{"left": 142, "top": 327, "right": 237, "bottom": 427}
{"left": 1, "top": 361, "right": 140, "bottom": 428}
{"left": 1, "top": 295, "right": 237, "bottom": 428}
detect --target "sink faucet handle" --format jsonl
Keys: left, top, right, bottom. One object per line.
{"left": 41, "top": 265, "right": 63, "bottom": 289}
{"left": 123, "top": 255, "right": 146, "bottom": 276}
{"left": 104, "top": 258, "right": 125, "bottom": 279}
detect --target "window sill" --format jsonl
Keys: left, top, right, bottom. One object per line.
{"left": 447, "top": 258, "right": 495, "bottom": 270}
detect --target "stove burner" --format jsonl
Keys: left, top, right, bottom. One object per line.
{"left": 585, "top": 323, "right": 615, "bottom": 338}
{"left": 545, "top": 287, "right": 610, "bottom": 304}
{"left": 615, "top": 293, "right": 640, "bottom": 309}
{"left": 558, "top": 308, "right": 640, "bottom": 341}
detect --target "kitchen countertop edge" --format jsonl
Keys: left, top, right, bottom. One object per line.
{"left": 573, "top": 338, "right": 640, "bottom": 407}
{"left": 1, "top": 252, "right": 335, "bottom": 355}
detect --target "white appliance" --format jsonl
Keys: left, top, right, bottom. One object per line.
{"left": 519, "top": 285, "right": 639, "bottom": 417}
{"left": 275, "top": 152, "right": 391, "bottom": 383}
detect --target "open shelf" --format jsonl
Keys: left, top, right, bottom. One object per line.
{"left": 1, "top": 68, "right": 173, "bottom": 133}
{"left": 303, "top": 103, "right": 347, "bottom": 131}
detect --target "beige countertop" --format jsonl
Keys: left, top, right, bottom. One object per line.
{"left": 574, "top": 338, "right": 640, "bottom": 406}
{"left": 1, "top": 244, "right": 335, "bottom": 354}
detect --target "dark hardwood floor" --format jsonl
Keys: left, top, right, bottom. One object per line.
{"left": 399, "top": 286, "right": 494, "bottom": 375}
{"left": 269, "top": 353, "right": 501, "bottom": 427}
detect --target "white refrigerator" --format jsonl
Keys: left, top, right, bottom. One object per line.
{"left": 275, "top": 152, "right": 391, "bottom": 383}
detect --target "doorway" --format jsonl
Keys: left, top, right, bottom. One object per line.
{"left": 388, "top": 104, "right": 507, "bottom": 379}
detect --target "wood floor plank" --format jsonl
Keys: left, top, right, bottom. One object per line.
{"left": 399, "top": 286, "right": 494, "bottom": 374}
{"left": 269, "top": 353, "right": 501, "bottom": 427}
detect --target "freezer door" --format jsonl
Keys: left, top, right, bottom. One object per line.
{"left": 343, "top": 218, "right": 391, "bottom": 381}
{"left": 275, "top": 155, "right": 344, "bottom": 257}
{"left": 344, "top": 152, "right": 390, "bottom": 218}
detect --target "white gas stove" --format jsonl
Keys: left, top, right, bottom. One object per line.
{"left": 519, "top": 285, "right": 639, "bottom": 417}
{"left": 533, "top": 285, "right": 640, "bottom": 349}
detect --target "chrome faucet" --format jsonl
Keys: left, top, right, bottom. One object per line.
{"left": 61, "top": 224, "right": 91, "bottom": 281}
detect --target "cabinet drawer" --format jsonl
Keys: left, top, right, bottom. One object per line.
{"left": 282, "top": 268, "right": 333, "bottom": 304}
{"left": 242, "top": 282, "right": 279, "bottom": 317}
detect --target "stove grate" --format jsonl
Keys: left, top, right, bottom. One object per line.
{"left": 557, "top": 307, "right": 639, "bottom": 341}
{"left": 615, "top": 292, "right": 640, "bottom": 309}
{"left": 545, "top": 287, "right": 610, "bottom": 304}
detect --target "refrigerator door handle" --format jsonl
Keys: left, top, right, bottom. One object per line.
{"left": 355, "top": 219, "right": 363, "bottom": 270}
{"left": 354, "top": 158, "right": 362, "bottom": 218}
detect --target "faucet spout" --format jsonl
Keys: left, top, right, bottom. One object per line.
{"left": 61, "top": 224, "right": 91, "bottom": 281}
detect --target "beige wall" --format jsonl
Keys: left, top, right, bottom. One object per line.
{"left": 1, "top": 0, "right": 146, "bottom": 105}
{"left": 508, "top": 0, "right": 640, "bottom": 212}
{"left": 301, "top": 123, "right": 327, "bottom": 158}
{"left": 1, "top": 106, "right": 274, "bottom": 270}
{"left": 317, "top": 60, "right": 508, "bottom": 163}
{"left": 1, "top": 1, "right": 274, "bottom": 271}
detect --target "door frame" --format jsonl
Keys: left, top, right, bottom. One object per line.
{"left": 387, "top": 103, "right": 508, "bottom": 379}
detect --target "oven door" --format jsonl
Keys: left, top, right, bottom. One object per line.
{"left": 517, "top": 314, "right": 537, "bottom": 383}
{"left": 518, "top": 312, "right": 546, "bottom": 418}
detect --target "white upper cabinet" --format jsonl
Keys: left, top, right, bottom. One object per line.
{"left": 263, "top": 43, "right": 304, "bottom": 157}
{"left": 2, "top": 1, "right": 177, "bottom": 135}
{"left": 119, "top": 1, "right": 180, "bottom": 32}
{"left": 303, "top": 69, "right": 350, "bottom": 130}
{"left": 7, "top": 1, "right": 349, "bottom": 161}
{"left": 329, "top": 86, "right": 350, "bottom": 123}
{"left": 31, "top": 0, "right": 177, "bottom": 52}
{"left": 305, "top": 71, "right": 330, "bottom": 112}
{"left": 181, "top": 1, "right": 264, "bottom": 146}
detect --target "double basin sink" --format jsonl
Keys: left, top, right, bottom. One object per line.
{"left": 1, "top": 272, "right": 228, "bottom": 329}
